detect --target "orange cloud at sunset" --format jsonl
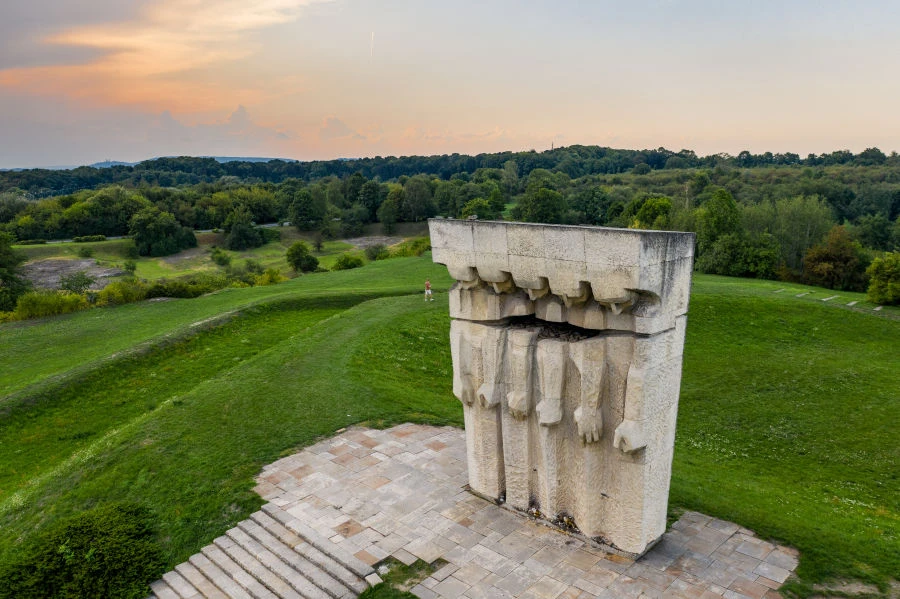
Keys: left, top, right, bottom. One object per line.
{"left": 0, "top": 0, "right": 330, "bottom": 113}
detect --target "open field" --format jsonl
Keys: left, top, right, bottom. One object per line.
{"left": 13, "top": 229, "right": 367, "bottom": 284}
{"left": 0, "top": 260, "right": 897, "bottom": 597}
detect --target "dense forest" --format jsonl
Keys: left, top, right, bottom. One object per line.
{"left": 1, "top": 145, "right": 899, "bottom": 296}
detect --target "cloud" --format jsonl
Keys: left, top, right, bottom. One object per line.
{"left": 319, "top": 117, "right": 366, "bottom": 141}
{"left": 0, "top": 95, "right": 295, "bottom": 168}
{"left": 0, "top": 0, "right": 333, "bottom": 112}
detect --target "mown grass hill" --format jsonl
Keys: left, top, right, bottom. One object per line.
{"left": 0, "top": 255, "right": 897, "bottom": 597}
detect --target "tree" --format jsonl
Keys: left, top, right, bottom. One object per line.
{"left": 866, "top": 252, "right": 899, "bottom": 305}
{"left": 401, "top": 177, "right": 436, "bottom": 222}
{"left": 695, "top": 233, "right": 781, "bottom": 279}
{"left": 0, "top": 232, "right": 30, "bottom": 311}
{"left": 803, "top": 225, "right": 871, "bottom": 291}
{"left": 694, "top": 188, "right": 740, "bottom": 255}
{"left": 289, "top": 189, "right": 326, "bottom": 230}
{"left": 129, "top": 207, "right": 197, "bottom": 257}
{"left": 286, "top": 241, "right": 319, "bottom": 273}
{"left": 632, "top": 195, "right": 672, "bottom": 230}
{"left": 357, "top": 180, "right": 383, "bottom": 221}
{"left": 377, "top": 185, "right": 403, "bottom": 233}
{"left": 461, "top": 198, "right": 497, "bottom": 220}
{"left": 59, "top": 270, "right": 95, "bottom": 294}
{"left": 224, "top": 205, "right": 263, "bottom": 251}
{"left": 516, "top": 188, "right": 567, "bottom": 224}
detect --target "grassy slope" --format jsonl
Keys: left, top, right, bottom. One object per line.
{"left": 0, "top": 263, "right": 897, "bottom": 595}
{"left": 0, "top": 256, "right": 452, "bottom": 401}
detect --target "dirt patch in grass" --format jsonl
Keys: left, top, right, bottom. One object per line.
{"left": 161, "top": 247, "right": 208, "bottom": 264}
{"left": 21, "top": 259, "right": 126, "bottom": 290}
{"left": 344, "top": 236, "right": 404, "bottom": 249}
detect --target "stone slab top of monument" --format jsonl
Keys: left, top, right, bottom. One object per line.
{"left": 429, "top": 218, "right": 696, "bottom": 335}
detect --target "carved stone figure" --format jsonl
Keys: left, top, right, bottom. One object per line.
{"left": 432, "top": 219, "right": 694, "bottom": 557}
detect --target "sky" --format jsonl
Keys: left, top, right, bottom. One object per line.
{"left": 1, "top": 0, "right": 899, "bottom": 168}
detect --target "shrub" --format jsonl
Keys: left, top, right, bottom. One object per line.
{"left": 96, "top": 280, "right": 148, "bottom": 306}
{"left": 72, "top": 235, "right": 107, "bottom": 242}
{"left": 244, "top": 259, "right": 264, "bottom": 275}
{"left": 13, "top": 290, "right": 89, "bottom": 320}
{"left": 17, "top": 239, "right": 47, "bottom": 245}
{"left": 389, "top": 237, "right": 431, "bottom": 258}
{"left": 803, "top": 225, "right": 871, "bottom": 291}
{"left": 123, "top": 260, "right": 137, "bottom": 274}
{"left": 332, "top": 253, "right": 364, "bottom": 270}
{"left": 260, "top": 227, "right": 281, "bottom": 243}
{"left": 254, "top": 268, "right": 285, "bottom": 286}
{"left": 866, "top": 252, "right": 900, "bottom": 305}
{"left": 365, "top": 244, "right": 390, "bottom": 261}
{"left": 59, "top": 270, "right": 95, "bottom": 294}
{"left": 76, "top": 246, "right": 94, "bottom": 258}
{"left": 210, "top": 246, "right": 232, "bottom": 267}
{"left": 0, "top": 503, "right": 164, "bottom": 599}
{"left": 286, "top": 241, "right": 319, "bottom": 272}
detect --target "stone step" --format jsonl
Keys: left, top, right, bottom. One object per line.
{"left": 239, "top": 517, "right": 358, "bottom": 598}
{"left": 213, "top": 535, "right": 304, "bottom": 599}
{"left": 248, "top": 511, "right": 365, "bottom": 596}
{"left": 175, "top": 562, "right": 229, "bottom": 599}
{"left": 261, "top": 504, "right": 374, "bottom": 579}
{"left": 189, "top": 552, "right": 255, "bottom": 599}
{"left": 202, "top": 544, "right": 279, "bottom": 599}
{"left": 163, "top": 569, "right": 203, "bottom": 598}
{"left": 150, "top": 579, "right": 182, "bottom": 599}
{"left": 225, "top": 526, "right": 332, "bottom": 599}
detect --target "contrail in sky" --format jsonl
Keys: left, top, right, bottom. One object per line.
{"left": 370, "top": 31, "right": 375, "bottom": 58}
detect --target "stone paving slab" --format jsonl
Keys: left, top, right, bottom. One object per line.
{"left": 256, "top": 424, "right": 799, "bottom": 599}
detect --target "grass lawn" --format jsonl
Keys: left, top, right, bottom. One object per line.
{"left": 0, "top": 263, "right": 896, "bottom": 597}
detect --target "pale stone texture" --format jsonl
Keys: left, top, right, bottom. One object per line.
{"left": 149, "top": 425, "right": 800, "bottom": 599}
{"left": 431, "top": 219, "right": 695, "bottom": 557}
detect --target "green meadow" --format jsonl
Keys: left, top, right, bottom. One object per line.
{"left": 0, "top": 257, "right": 897, "bottom": 597}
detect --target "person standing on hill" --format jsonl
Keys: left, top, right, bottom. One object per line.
{"left": 425, "top": 279, "right": 433, "bottom": 301}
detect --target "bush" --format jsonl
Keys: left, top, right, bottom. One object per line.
{"left": 0, "top": 503, "right": 164, "bottom": 599}
{"left": 803, "top": 225, "right": 871, "bottom": 291}
{"left": 696, "top": 233, "right": 781, "bottom": 280}
{"left": 286, "top": 241, "right": 319, "bottom": 272}
{"left": 244, "top": 259, "right": 264, "bottom": 275}
{"left": 123, "top": 260, "right": 137, "bottom": 274}
{"left": 389, "top": 237, "right": 431, "bottom": 258}
{"left": 332, "top": 253, "right": 364, "bottom": 270}
{"left": 59, "top": 270, "right": 95, "bottom": 294}
{"left": 76, "top": 246, "right": 94, "bottom": 258}
{"left": 13, "top": 290, "right": 89, "bottom": 320}
{"left": 96, "top": 280, "right": 148, "bottom": 306}
{"left": 17, "top": 239, "right": 47, "bottom": 245}
{"left": 365, "top": 244, "right": 390, "bottom": 261}
{"left": 866, "top": 252, "right": 900, "bottom": 305}
{"left": 72, "top": 235, "right": 107, "bottom": 243}
{"left": 259, "top": 227, "right": 281, "bottom": 243}
{"left": 210, "top": 246, "right": 232, "bottom": 267}
{"left": 254, "top": 268, "right": 285, "bottom": 286}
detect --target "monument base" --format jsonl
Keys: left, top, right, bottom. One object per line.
{"left": 465, "top": 485, "right": 661, "bottom": 560}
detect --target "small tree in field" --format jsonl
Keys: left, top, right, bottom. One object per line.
{"left": 286, "top": 241, "right": 319, "bottom": 273}
{"left": 866, "top": 252, "right": 900, "bottom": 305}
{"left": 59, "top": 270, "right": 95, "bottom": 294}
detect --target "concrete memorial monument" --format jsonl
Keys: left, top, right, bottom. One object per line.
{"left": 430, "top": 219, "right": 695, "bottom": 557}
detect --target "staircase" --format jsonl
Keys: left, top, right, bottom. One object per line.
{"left": 149, "top": 504, "right": 375, "bottom": 599}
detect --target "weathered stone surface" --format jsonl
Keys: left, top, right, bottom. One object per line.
{"left": 431, "top": 219, "right": 695, "bottom": 557}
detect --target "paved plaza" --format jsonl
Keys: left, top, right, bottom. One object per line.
{"left": 151, "top": 423, "right": 798, "bottom": 599}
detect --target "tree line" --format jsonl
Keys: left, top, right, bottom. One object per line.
{"left": 3, "top": 145, "right": 900, "bottom": 199}
{"left": 2, "top": 150, "right": 899, "bottom": 306}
